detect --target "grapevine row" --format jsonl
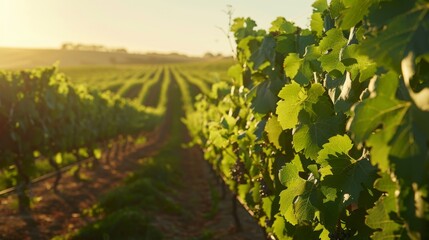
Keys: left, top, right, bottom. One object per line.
{"left": 137, "top": 67, "right": 163, "bottom": 104}
{"left": 0, "top": 67, "right": 163, "bottom": 213}
{"left": 185, "top": 0, "right": 429, "bottom": 239}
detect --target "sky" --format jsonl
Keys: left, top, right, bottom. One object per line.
{"left": 0, "top": 0, "right": 314, "bottom": 56}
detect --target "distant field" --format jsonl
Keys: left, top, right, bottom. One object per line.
{"left": 0, "top": 47, "right": 223, "bottom": 69}
{"left": 61, "top": 59, "right": 233, "bottom": 94}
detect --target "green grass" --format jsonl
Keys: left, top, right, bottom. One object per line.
{"left": 203, "top": 185, "right": 221, "bottom": 220}
{"left": 60, "top": 151, "right": 178, "bottom": 239}
{"left": 57, "top": 208, "right": 163, "bottom": 240}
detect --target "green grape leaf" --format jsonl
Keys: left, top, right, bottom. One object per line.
{"left": 279, "top": 186, "right": 300, "bottom": 225}
{"left": 284, "top": 52, "right": 317, "bottom": 85}
{"left": 250, "top": 35, "right": 276, "bottom": 70}
{"left": 276, "top": 82, "right": 325, "bottom": 130}
{"left": 342, "top": 44, "right": 377, "bottom": 82}
{"left": 237, "top": 36, "right": 263, "bottom": 68}
{"left": 348, "top": 72, "right": 410, "bottom": 143}
{"left": 305, "top": 45, "right": 322, "bottom": 61}
{"left": 276, "top": 82, "right": 304, "bottom": 130}
{"left": 389, "top": 109, "right": 429, "bottom": 184}
{"left": 220, "top": 114, "right": 237, "bottom": 131}
{"left": 319, "top": 200, "right": 343, "bottom": 232}
{"left": 262, "top": 196, "right": 278, "bottom": 220}
{"left": 329, "top": 0, "right": 346, "bottom": 19}
{"left": 293, "top": 111, "right": 342, "bottom": 160}
{"left": 284, "top": 54, "right": 309, "bottom": 85}
{"left": 365, "top": 114, "right": 401, "bottom": 172}
{"left": 297, "top": 30, "right": 317, "bottom": 57}
{"left": 237, "top": 184, "right": 251, "bottom": 202}
{"left": 318, "top": 29, "right": 347, "bottom": 74}
{"left": 231, "top": 17, "right": 258, "bottom": 42}
{"left": 272, "top": 215, "right": 286, "bottom": 239}
{"left": 319, "top": 28, "right": 346, "bottom": 53}
{"left": 279, "top": 158, "right": 304, "bottom": 224}
{"left": 317, "top": 135, "right": 378, "bottom": 204}
{"left": 362, "top": 2, "right": 429, "bottom": 72}
{"left": 208, "top": 125, "right": 228, "bottom": 148}
{"left": 276, "top": 34, "right": 296, "bottom": 55}
{"left": 270, "top": 17, "right": 297, "bottom": 34}
{"left": 265, "top": 116, "right": 284, "bottom": 150}
{"left": 321, "top": 185, "right": 337, "bottom": 202}
{"left": 311, "top": 12, "right": 324, "bottom": 37}
{"left": 348, "top": 72, "right": 414, "bottom": 172}
{"left": 277, "top": 82, "right": 339, "bottom": 160}
{"left": 319, "top": 52, "right": 346, "bottom": 75}
{"left": 338, "top": 0, "right": 377, "bottom": 29}
{"left": 293, "top": 181, "right": 319, "bottom": 223}
{"left": 350, "top": 70, "right": 429, "bottom": 184}
{"left": 227, "top": 64, "right": 243, "bottom": 86}
{"left": 279, "top": 178, "right": 319, "bottom": 225}
{"left": 284, "top": 53, "right": 302, "bottom": 81}
{"left": 366, "top": 173, "right": 404, "bottom": 239}
{"left": 312, "top": 0, "right": 328, "bottom": 12}
{"left": 316, "top": 134, "right": 353, "bottom": 173}
{"left": 250, "top": 79, "right": 278, "bottom": 114}
{"left": 279, "top": 155, "right": 303, "bottom": 186}
{"left": 272, "top": 214, "right": 294, "bottom": 240}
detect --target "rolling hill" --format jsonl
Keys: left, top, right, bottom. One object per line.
{"left": 0, "top": 47, "right": 200, "bottom": 69}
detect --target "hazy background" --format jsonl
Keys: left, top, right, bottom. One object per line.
{"left": 0, "top": 0, "right": 313, "bottom": 56}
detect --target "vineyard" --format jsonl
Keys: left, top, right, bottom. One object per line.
{"left": 184, "top": 0, "right": 429, "bottom": 239}
{"left": 0, "top": 60, "right": 261, "bottom": 239}
{"left": 1, "top": 0, "right": 429, "bottom": 239}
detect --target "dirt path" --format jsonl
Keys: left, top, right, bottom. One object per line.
{"left": 148, "top": 81, "right": 264, "bottom": 239}
{"left": 152, "top": 144, "right": 265, "bottom": 240}
{"left": 0, "top": 79, "right": 264, "bottom": 240}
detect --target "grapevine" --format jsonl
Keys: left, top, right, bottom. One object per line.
{"left": 0, "top": 67, "right": 162, "bottom": 213}
{"left": 185, "top": 0, "right": 429, "bottom": 239}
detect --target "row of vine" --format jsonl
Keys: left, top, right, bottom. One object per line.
{"left": 185, "top": 0, "right": 429, "bottom": 239}
{"left": 0, "top": 67, "right": 164, "bottom": 214}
